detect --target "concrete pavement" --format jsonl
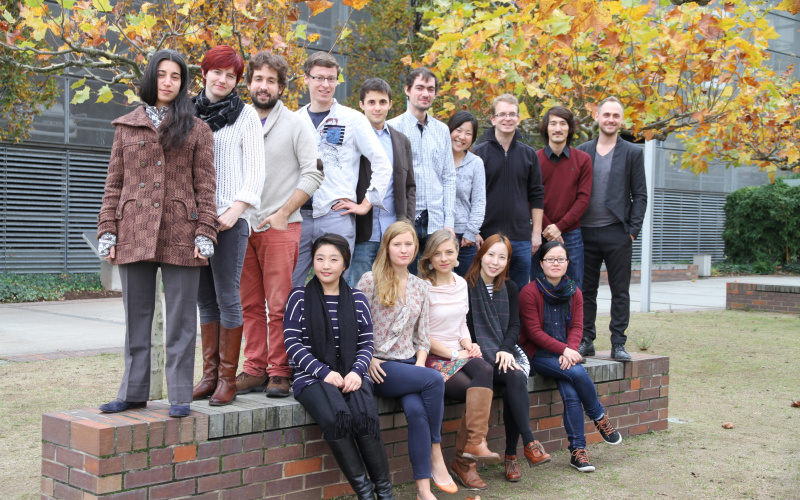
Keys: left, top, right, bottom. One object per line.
{"left": 1, "top": 276, "right": 798, "bottom": 358}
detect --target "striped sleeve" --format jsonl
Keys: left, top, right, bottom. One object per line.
{"left": 351, "top": 290, "right": 374, "bottom": 378}
{"left": 283, "top": 288, "right": 332, "bottom": 382}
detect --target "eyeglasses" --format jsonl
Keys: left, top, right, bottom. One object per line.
{"left": 543, "top": 257, "right": 568, "bottom": 264}
{"left": 306, "top": 74, "right": 338, "bottom": 83}
{"left": 494, "top": 112, "right": 518, "bottom": 119}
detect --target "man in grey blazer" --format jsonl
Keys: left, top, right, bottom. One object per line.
{"left": 576, "top": 96, "right": 648, "bottom": 361}
{"left": 347, "top": 78, "right": 416, "bottom": 286}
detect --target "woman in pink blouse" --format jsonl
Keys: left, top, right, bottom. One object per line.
{"left": 419, "top": 230, "right": 500, "bottom": 491}
{"left": 357, "top": 221, "right": 453, "bottom": 500}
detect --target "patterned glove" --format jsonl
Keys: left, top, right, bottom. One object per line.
{"left": 98, "top": 233, "right": 117, "bottom": 257}
{"left": 195, "top": 235, "right": 215, "bottom": 258}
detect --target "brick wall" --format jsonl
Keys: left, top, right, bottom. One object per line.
{"left": 726, "top": 282, "right": 800, "bottom": 313}
{"left": 598, "top": 265, "right": 698, "bottom": 286}
{"left": 41, "top": 353, "right": 669, "bottom": 499}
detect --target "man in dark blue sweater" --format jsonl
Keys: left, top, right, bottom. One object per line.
{"left": 474, "top": 94, "right": 545, "bottom": 290}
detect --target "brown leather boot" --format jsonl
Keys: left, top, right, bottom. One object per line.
{"left": 460, "top": 387, "right": 502, "bottom": 464}
{"left": 209, "top": 324, "right": 243, "bottom": 406}
{"left": 504, "top": 455, "right": 521, "bottom": 482}
{"left": 523, "top": 440, "right": 551, "bottom": 467}
{"left": 192, "top": 321, "right": 220, "bottom": 400}
{"left": 451, "top": 457, "right": 488, "bottom": 490}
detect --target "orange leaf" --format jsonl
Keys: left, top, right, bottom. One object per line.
{"left": 306, "top": 0, "right": 333, "bottom": 16}
{"left": 343, "top": 0, "right": 370, "bottom": 10}
{"left": 5, "top": 29, "right": 21, "bottom": 45}
{"left": 722, "top": 422, "right": 735, "bottom": 429}
{"left": 287, "top": 7, "right": 300, "bottom": 22}
{"left": 791, "top": 400, "right": 800, "bottom": 408}
{"left": 777, "top": 0, "right": 800, "bottom": 15}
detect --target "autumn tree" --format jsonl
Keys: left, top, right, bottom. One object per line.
{"left": 415, "top": 0, "right": 800, "bottom": 175}
{"left": 0, "top": 0, "right": 371, "bottom": 141}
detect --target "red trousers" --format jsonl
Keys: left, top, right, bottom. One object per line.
{"left": 239, "top": 223, "right": 301, "bottom": 377}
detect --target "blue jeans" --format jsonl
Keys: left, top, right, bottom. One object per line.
{"left": 509, "top": 239, "right": 532, "bottom": 290}
{"left": 530, "top": 353, "right": 605, "bottom": 450}
{"left": 454, "top": 233, "right": 478, "bottom": 278}
{"left": 197, "top": 218, "right": 249, "bottom": 328}
{"left": 530, "top": 228, "right": 584, "bottom": 289}
{"left": 372, "top": 358, "right": 444, "bottom": 480}
{"left": 348, "top": 241, "right": 380, "bottom": 287}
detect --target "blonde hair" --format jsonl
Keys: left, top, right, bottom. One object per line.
{"left": 372, "top": 220, "right": 418, "bottom": 307}
{"left": 418, "top": 229, "right": 460, "bottom": 285}
{"left": 491, "top": 93, "right": 519, "bottom": 115}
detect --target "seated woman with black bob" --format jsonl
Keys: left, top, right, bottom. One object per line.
{"left": 357, "top": 220, "right": 453, "bottom": 500}
{"left": 283, "top": 234, "right": 393, "bottom": 499}
{"left": 519, "top": 240, "right": 622, "bottom": 473}
{"left": 464, "top": 233, "right": 551, "bottom": 482}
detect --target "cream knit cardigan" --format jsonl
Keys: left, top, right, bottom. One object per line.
{"left": 210, "top": 104, "right": 265, "bottom": 222}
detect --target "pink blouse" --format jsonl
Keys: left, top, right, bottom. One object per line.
{"left": 357, "top": 272, "right": 431, "bottom": 359}
{"left": 426, "top": 274, "right": 470, "bottom": 352}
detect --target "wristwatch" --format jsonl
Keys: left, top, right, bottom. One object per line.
{"left": 450, "top": 349, "right": 459, "bottom": 361}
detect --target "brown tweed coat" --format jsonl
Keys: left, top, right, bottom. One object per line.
{"left": 97, "top": 106, "right": 218, "bottom": 267}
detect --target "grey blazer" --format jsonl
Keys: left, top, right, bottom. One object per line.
{"left": 576, "top": 136, "right": 648, "bottom": 238}
{"left": 355, "top": 125, "right": 416, "bottom": 243}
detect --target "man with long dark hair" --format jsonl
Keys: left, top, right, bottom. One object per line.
{"left": 533, "top": 106, "right": 593, "bottom": 289}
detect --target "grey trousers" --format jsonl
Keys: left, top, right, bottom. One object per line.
{"left": 117, "top": 261, "right": 200, "bottom": 405}
{"left": 291, "top": 207, "right": 356, "bottom": 287}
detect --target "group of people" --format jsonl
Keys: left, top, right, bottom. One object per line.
{"left": 95, "top": 45, "right": 646, "bottom": 499}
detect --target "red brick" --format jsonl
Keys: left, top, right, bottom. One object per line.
{"left": 124, "top": 466, "right": 173, "bottom": 489}
{"left": 197, "top": 471, "right": 242, "bottom": 493}
{"left": 323, "top": 482, "right": 354, "bottom": 499}
{"left": 221, "top": 483, "right": 265, "bottom": 500}
{"left": 53, "top": 482, "right": 82, "bottom": 500}
{"left": 585, "top": 432, "right": 604, "bottom": 445}
{"left": 305, "top": 440, "right": 331, "bottom": 457}
{"left": 132, "top": 422, "right": 148, "bottom": 451}
{"left": 265, "top": 444, "right": 303, "bottom": 463}
{"left": 149, "top": 479, "right": 196, "bottom": 500}
{"left": 608, "top": 380, "right": 620, "bottom": 393}
{"left": 598, "top": 394, "right": 619, "bottom": 407}
{"left": 42, "top": 443, "right": 57, "bottom": 462}
{"left": 281, "top": 427, "right": 301, "bottom": 445}
{"left": 390, "top": 467, "right": 414, "bottom": 486}
{"left": 641, "top": 387, "right": 660, "bottom": 400}
{"left": 175, "top": 457, "right": 220, "bottom": 479}
{"left": 617, "top": 414, "right": 639, "bottom": 428}
{"left": 595, "top": 382, "right": 608, "bottom": 395}
{"left": 42, "top": 413, "right": 76, "bottom": 447}
{"left": 222, "top": 450, "right": 262, "bottom": 471}
{"left": 285, "top": 457, "right": 323, "bottom": 477}
{"left": 195, "top": 414, "right": 210, "bottom": 441}
{"left": 304, "top": 469, "right": 341, "bottom": 488}
{"left": 221, "top": 437, "right": 243, "bottom": 455}
{"left": 83, "top": 490, "right": 147, "bottom": 500}
{"left": 608, "top": 404, "right": 629, "bottom": 417}
{"left": 536, "top": 416, "right": 562, "bottom": 430}
{"left": 286, "top": 488, "right": 324, "bottom": 500}
{"left": 660, "top": 386, "right": 669, "bottom": 397}
{"left": 650, "top": 419, "right": 669, "bottom": 431}
{"left": 242, "top": 433, "right": 263, "bottom": 451}
{"left": 175, "top": 493, "right": 218, "bottom": 500}
{"left": 263, "top": 476, "right": 304, "bottom": 496}
{"left": 42, "top": 460, "right": 68, "bottom": 482}
{"left": 197, "top": 442, "right": 219, "bottom": 459}
{"left": 629, "top": 378, "right": 641, "bottom": 390}
{"left": 70, "top": 468, "right": 122, "bottom": 494}
{"left": 381, "top": 428, "right": 408, "bottom": 444}
{"left": 303, "top": 426, "right": 323, "bottom": 442}
{"left": 393, "top": 440, "right": 408, "bottom": 457}
{"left": 174, "top": 445, "right": 197, "bottom": 463}
{"left": 379, "top": 414, "right": 394, "bottom": 429}
{"left": 650, "top": 397, "right": 669, "bottom": 410}
{"left": 148, "top": 421, "right": 165, "bottom": 448}
{"left": 70, "top": 420, "right": 115, "bottom": 456}
{"left": 322, "top": 454, "right": 339, "bottom": 470}
{"left": 393, "top": 412, "right": 408, "bottom": 427}
{"left": 629, "top": 401, "right": 649, "bottom": 414}
{"left": 121, "top": 451, "right": 147, "bottom": 471}
{"left": 639, "top": 410, "right": 659, "bottom": 423}
{"left": 528, "top": 405, "right": 550, "bottom": 419}
{"left": 620, "top": 390, "right": 640, "bottom": 403}
{"left": 41, "top": 477, "right": 54, "bottom": 496}
{"left": 618, "top": 379, "right": 631, "bottom": 391}
{"left": 164, "top": 419, "right": 180, "bottom": 446}
{"left": 628, "top": 423, "right": 649, "bottom": 436}
{"left": 55, "top": 447, "right": 84, "bottom": 469}
{"left": 550, "top": 402, "right": 564, "bottom": 416}
{"left": 243, "top": 463, "right": 282, "bottom": 483}
{"left": 441, "top": 418, "right": 462, "bottom": 434}
{"left": 150, "top": 447, "right": 174, "bottom": 467}
{"left": 179, "top": 417, "right": 195, "bottom": 443}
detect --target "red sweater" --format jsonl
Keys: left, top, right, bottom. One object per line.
{"left": 518, "top": 281, "right": 583, "bottom": 358}
{"left": 536, "top": 147, "right": 593, "bottom": 234}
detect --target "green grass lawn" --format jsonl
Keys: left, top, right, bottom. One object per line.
{"left": 1, "top": 309, "right": 798, "bottom": 499}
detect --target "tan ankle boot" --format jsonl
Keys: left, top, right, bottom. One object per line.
{"left": 192, "top": 321, "right": 220, "bottom": 400}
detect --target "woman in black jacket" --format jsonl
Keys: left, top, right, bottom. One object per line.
{"left": 465, "top": 233, "right": 551, "bottom": 482}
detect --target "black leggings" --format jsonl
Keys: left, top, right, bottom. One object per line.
{"left": 444, "top": 357, "right": 494, "bottom": 401}
{"left": 296, "top": 381, "right": 372, "bottom": 441}
{"left": 494, "top": 368, "right": 537, "bottom": 455}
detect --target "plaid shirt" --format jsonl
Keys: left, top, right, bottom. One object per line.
{"left": 387, "top": 110, "right": 456, "bottom": 232}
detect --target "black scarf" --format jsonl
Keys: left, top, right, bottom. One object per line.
{"left": 469, "top": 276, "right": 509, "bottom": 363}
{"left": 534, "top": 273, "right": 577, "bottom": 322}
{"left": 303, "top": 276, "right": 380, "bottom": 439}
{"left": 192, "top": 88, "right": 245, "bottom": 132}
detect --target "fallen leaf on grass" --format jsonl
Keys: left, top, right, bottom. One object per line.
{"left": 722, "top": 422, "right": 735, "bottom": 429}
{"left": 791, "top": 400, "right": 800, "bottom": 408}
{"left": 466, "top": 497, "right": 482, "bottom": 500}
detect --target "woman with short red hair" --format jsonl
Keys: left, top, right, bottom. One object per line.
{"left": 192, "top": 45, "right": 265, "bottom": 406}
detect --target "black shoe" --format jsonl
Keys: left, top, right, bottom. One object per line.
{"left": 169, "top": 404, "right": 191, "bottom": 418}
{"left": 327, "top": 437, "right": 375, "bottom": 500}
{"left": 355, "top": 434, "right": 394, "bottom": 500}
{"left": 611, "top": 343, "right": 631, "bottom": 360}
{"left": 569, "top": 448, "right": 595, "bottom": 473}
{"left": 99, "top": 400, "right": 146, "bottom": 413}
{"left": 578, "top": 339, "right": 595, "bottom": 357}
{"left": 593, "top": 415, "right": 623, "bottom": 445}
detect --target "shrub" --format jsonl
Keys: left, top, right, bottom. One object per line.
{"left": 0, "top": 273, "right": 103, "bottom": 303}
{"left": 723, "top": 180, "right": 800, "bottom": 266}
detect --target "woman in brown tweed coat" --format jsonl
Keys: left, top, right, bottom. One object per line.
{"left": 96, "top": 50, "right": 218, "bottom": 418}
